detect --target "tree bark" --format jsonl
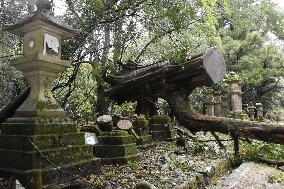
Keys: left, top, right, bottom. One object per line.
{"left": 164, "top": 91, "right": 284, "bottom": 145}
{"left": 105, "top": 47, "right": 226, "bottom": 103}
{"left": 0, "top": 87, "right": 30, "bottom": 124}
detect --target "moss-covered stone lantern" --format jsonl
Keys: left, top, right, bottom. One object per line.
{"left": 0, "top": 1, "right": 100, "bottom": 188}
{"left": 4, "top": 1, "right": 76, "bottom": 116}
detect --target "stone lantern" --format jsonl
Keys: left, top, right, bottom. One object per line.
{"left": 4, "top": 1, "right": 75, "bottom": 116}
{"left": 214, "top": 90, "right": 222, "bottom": 117}
{"left": 0, "top": 1, "right": 100, "bottom": 188}
{"left": 255, "top": 103, "right": 264, "bottom": 122}
{"left": 206, "top": 88, "right": 215, "bottom": 116}
{"left": 248, "top": 102, "right": 255, "bottom": 121}
{"left": 227, "top": 72, "right": 243, "bottom": 119}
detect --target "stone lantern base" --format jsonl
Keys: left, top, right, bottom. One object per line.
{"left": 149, "top": 115, "right": 177, "bottom": 141}
{"left": 133, "top": 117, "right": 152, "bottom": 147}
{"left": 0, "top": 114, "right": 101, "bottom": 188}
{"left": 94, "top": 130, "right": 138, "bottom": 164}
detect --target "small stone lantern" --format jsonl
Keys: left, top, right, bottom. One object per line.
{"left": 206, "top": 88, "right": 215, "bottom": 116}
{"left": 247, "top": 102, "right": 255, "bottom": 121}
{"left": 255, "top": 103, "right": 264, "bottom": 122}
{"left": 227, "top": 72, "right": 243, "bottom": 119}
{"left": 214, "top": 90, "right": 222, "bottom": 117}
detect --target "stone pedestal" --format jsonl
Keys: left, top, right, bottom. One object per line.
{"left": 0, "top": 116, "right": 100, "bottom": 188}
{"left": 133, "top": 116, "right": 152, "bottom": 147}
{"left": 149, "top": 115, "right": 177, "bottom": 140}
{"left": 94, "top": 130, "right": 138, "bottom": 164}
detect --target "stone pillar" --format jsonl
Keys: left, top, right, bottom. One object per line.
{"left": 242, "top": 104, "right": 248, "bottom": 114}
{"left": 227, "top": 72, "right": 243, "bottom": 119}
{"left": 206, "top": 88, "right": 215, "bottom": 116}
{"left": 255, "top": 103, "right": 264, "bottom": 122}
{"left": 214, "top": 91, "right": 222, "bottom": 117}
{"left": 221, "top": 94, "right": 229, "bottom": 117}
{"left": 247, "top": 102, "right": 255, "bottom": 121}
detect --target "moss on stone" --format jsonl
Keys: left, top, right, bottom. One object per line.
{"left": 136, "top": 181, "right": 152, "bottom": 189}
{"left": 150, "top": 115, "right": 171, "bottom": 124}
{"left": 36, "top": 101, "right": 60, "bottom": 111}
{"left": 101, "top": 130, "right": 129, "bottom": 137}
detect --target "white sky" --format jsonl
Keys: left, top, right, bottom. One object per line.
{"left": 272, "top": 0, "right": 284, "bottom": 9}
{"left": 54, "top": 1, "right": 66, "bottom": 16}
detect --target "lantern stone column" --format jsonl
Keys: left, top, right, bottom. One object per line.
{"left": 214, "top": 91, "right": 222, "bottom": 117}
{"left": 227, "top": 72, "right": 244, "bottom": 119}
{"left": 221, "top": 94, "right": 229, "bottom": 117}
{"left": 0, "top": 1, "right": 100, "bottom": 188}
{"left": 206, "top": 88, "right": 215, "bottom": 116}
{"left": 248, "top": 102, "right": 255, "bottom": 121}
{"left": 255, "top": 103, "right": 264, "bottom": 122}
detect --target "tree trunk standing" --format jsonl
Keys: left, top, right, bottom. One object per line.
{"left": 94, "top": 23, "right": 112, "bottom": 115}
{"left": 113, "top": 19, "right": 123, "bottom": 63}
{"left": 164, "top": 92, "right": 284, "bottom": 145}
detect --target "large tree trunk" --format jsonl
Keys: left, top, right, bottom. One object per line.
{"left": 0, "top": 87, "right": 30, "bottom": 124}
{"left": 105, "top": 47, "right": 226, "bottom": 103}
{"left": 164, "top": 91, "right": 284, "bottom": 144}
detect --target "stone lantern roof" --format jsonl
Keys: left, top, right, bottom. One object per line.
{"left": 3, "top": 0, "right": 78, "bottom": 39}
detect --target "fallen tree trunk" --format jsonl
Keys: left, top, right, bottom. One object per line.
{"left": 0, "top": 87, "right": 30, "bottom": 124}
{"left": 105, "top": 47, "right": 226, "bottom": 102}
{"left": 164, "top": 91, "right": 284, "bottom": 145}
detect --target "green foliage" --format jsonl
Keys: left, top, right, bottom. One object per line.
{"left": 239, "top": 141, "right": 284, "bottom": 161}
{"left": 103, "top": 172, "right": 116, "bottom": 180}
{"left": 112, "top": 101, "right": 137, "bottom": 117}
{"left": 54, "top": 64, "right": 97, "bottom": 123}
{"left": 129, "top": 161, "right": 142, "bottom": 170}
{"left": 191, "top": 141, "right": 219, "bottom": 159}
{"left": 2, "top": 0, "right": 283, "bottom": 122}
{"left": 267, "top": 173, "right": 284, "bottom": 184}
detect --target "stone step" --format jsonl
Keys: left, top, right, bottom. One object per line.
{"left": 94, "top": 143, "right": 137, "bottom": 158}
{"left": 0, "top": 158, "right": 101, "bottom": 187}
{"left": 98, "top": 135, "right": 134, "bottom": 145}
{"left": 0, "top": 145, "right": 93, "bottom": 170}
{"left": 149, "top": 123, "right": 173, "bottom": 131}
{"left": 0, "top": 133, "right": 85, "bottom": 151}
{"left": 151, "top": 130, "right": 177, "bottom": 139}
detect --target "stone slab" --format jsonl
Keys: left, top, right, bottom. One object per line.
{"left": 94, "top": 143, "right": 137, "bottom": 158}
{"left": 214, "top": 162, "right": 284, "bottom": 189}
{"left": 0, "top": 133, "right": 85, "bottom": 151}
{"left": 98, "top": 135, "right": 134, "bottom": 145}
{"left": 0, "top": 145, "right": 93, "bottom": 170}
{"left": 0, "top": 159, "right": 101, "bottom": 188}
{"left": 1, "top": 122, "right": 78, "bottom": 135}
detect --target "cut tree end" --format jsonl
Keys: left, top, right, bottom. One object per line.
{"left": 203, "top": 47, "right": 226, "bottom": 84}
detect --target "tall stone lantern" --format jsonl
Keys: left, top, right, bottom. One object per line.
{"left": 0, "top": 1, "right": 100, "bottom": 188}
{"left": 227, "top": 72, "right": 244, "bottom": 119}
